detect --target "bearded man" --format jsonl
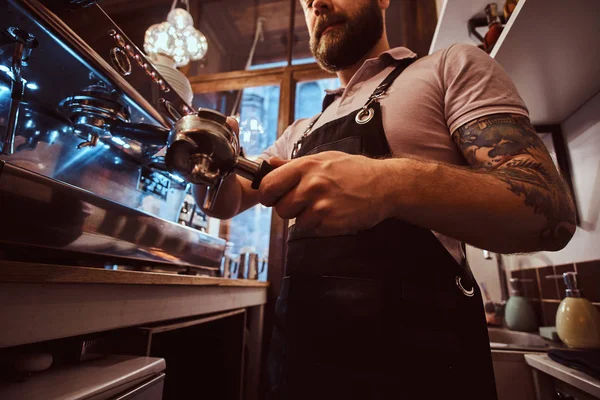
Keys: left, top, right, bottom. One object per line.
{"left": 194, "top": 0, "right": 576, "bottom": 398}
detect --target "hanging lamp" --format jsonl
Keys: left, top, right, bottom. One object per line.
{"left": 143, "top": 0, "right": 208, "bottom": 68}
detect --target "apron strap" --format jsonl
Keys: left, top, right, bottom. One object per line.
{"left": 291, "top": 56, "right": 416, "bottom": 159}
{"left": 371, "top": 56, "right": 416, "bottom": 98}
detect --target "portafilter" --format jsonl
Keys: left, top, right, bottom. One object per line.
{"left": 165, "top": 108, "right": 274, "bottom": 210}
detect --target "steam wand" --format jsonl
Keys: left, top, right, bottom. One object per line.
{"left": 2, "top": 27, "right": 37, "bottom": 155}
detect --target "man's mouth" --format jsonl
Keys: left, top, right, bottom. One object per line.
{"left": 322, "top": 22, "right": 344, "bottom": 34}
{"left": 315, "top": 17, "right": 346, "bottom": 40}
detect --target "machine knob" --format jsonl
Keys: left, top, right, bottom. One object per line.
{"left": 109, "top": 47, "right": 131, "bottom": 76}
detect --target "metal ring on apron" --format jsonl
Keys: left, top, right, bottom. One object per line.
{"left": 355, "top": 107, "right": 374, "bottom": 124}
{"left": 456, "top": 276, "right": 475, "bottom": 297}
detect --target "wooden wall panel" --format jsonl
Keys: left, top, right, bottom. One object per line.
{"left": 400, "top": 0, "right": 438, "bottom": 58}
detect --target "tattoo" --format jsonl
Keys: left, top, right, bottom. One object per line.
{"left": 453, "top": 114, "right": 576, "bottom": 250}
{"left": 454, "top": 114, "right": 541, "bottom": 166}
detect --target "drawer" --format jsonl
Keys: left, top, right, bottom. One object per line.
{"left": 112, "top": 373, "right": 165, "bottom": 400}
{"left": 554, "top": 379, "right": 599, "bottom": 400}
{"left": 0, "top": 355, "right": 166, "bottom": 400}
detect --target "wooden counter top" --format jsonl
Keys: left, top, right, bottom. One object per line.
{"left": 0, "top": 261, "right": 269, "bottom": 288}
{"left": 0, "top": 260, "right": 268, "bottom": 348}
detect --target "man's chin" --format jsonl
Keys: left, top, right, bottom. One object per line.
{"left": 312, "top": 40, "right": 350, "bottom": 72}
{"left": 314, "top": 46, "right": 363, "bottom": 73}
{"left": 314, "top": 56, "right": 350, "bottom": 73}
{"left": 314, "top": 57, "right": 340, "bottom": 73}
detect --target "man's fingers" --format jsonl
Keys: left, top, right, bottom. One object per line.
{"left": 268, "top": 157, "right": 290, "bottom": 168}
{"left": 259, "top": 162, "right": 302, "bottom": 207}
{"left": 273, "top": 186, "right": 308, "bottom": 220}
{"left": 226, "top": 116, "right": 239, "bottom": 135}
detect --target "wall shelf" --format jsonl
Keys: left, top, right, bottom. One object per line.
{"left": 430, "top": 0, "right": 493, "bottom": 54}
{"left": 430, "top": 0, "right": 600, "bottom": 124}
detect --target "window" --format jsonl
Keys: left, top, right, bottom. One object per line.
{"left": 193, "top": 85, "right": 280, "bottom": 260}
{"left": 295, "top": 78, "right": 341, "bottom": 120}
{"left": 228, "top": 85, "right": 280, "bottom": 258}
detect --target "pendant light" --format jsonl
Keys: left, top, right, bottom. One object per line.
{"left": 143, "top": 0, "right": 208, "bottom": 68}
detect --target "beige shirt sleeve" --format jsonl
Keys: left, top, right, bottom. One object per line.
{"left": 260, "top": 117, "right": 312, "bottom": 161}
{"left": 442, "top": 44, "right": 529, "bottom": 134}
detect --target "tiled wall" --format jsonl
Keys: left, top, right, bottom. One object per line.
{"left": 502, "top": 92, "right": 600, "bottom": 328}
{"left": 510, "top": 260, "right": 600, "bottom": 327}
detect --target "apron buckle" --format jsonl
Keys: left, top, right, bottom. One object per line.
{"left": 456, "top": 276, "right": 475, "bottom": 297}
{"left": 355, "top": 107, "right": 374, "bottom": 124}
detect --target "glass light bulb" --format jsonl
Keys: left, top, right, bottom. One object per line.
{"left": 186, "top": 28, "right": 208, "bottom": 61}
{"left": 144, "top": 8, "right": 208, "bottom": 67}
{"left": 144, "top": 22, "right": 176, "bottom": 56}
{"left": 167, "top": 8, "right": 194, "bottom": 30}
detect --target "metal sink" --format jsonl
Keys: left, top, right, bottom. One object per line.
{"left": 488, "top": 327, "right": 552, "bottom": 351}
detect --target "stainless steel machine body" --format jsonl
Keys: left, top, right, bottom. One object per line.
{"left": 0, "top": 0, "right": 226, "bottom": 272}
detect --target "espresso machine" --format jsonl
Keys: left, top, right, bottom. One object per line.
{"left": 0, "top": 0, "right": 231, "bottom": 273}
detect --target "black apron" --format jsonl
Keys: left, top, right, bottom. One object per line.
{"left": 267, "top": 59, "right": 498, "bottom": 400}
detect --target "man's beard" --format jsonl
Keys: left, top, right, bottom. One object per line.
{"left": 309, "top": 0, "right": 384, "bottom": 72}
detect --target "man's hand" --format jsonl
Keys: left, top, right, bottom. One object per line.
{"left": 226, "top": 116, "right": 240, "bottom": 138}
{"left": 259, "top": 151, "right": 392, "bottom": 236}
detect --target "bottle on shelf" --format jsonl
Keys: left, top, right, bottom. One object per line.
{"left": 503, "top": 0, "right": 519, "bottom": 22}
{"left": 483, "top": 3, "right": 504, "bottom": 53}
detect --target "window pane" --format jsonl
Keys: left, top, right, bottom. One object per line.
{"left": 192, "top": 85, "right": 280, "bottom": 264}
{"left": 229, "top": 85, "right": 279, "bottom": 262}
{"left": 238, "top": 86, "right": 280, "bottom": 156}
{"left": 295, "top": 78, "right": 341, "bottom": 120}
{"left": 195, "top": 86, "right": 279, "bottom": 156}
{"left": 292, "top": 57, "right": 318, "bottom": 66}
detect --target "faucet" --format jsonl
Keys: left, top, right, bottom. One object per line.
{"left": 483, "top": 250, "right": 510, "bottom": 303}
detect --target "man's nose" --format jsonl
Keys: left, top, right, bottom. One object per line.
{"left": 311, "top": 0, "right": 332, "bottom": 17}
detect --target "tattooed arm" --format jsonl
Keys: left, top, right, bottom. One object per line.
{"left": 258, "top": 113, "right": 575, "bottom": 252}
{"left": 376, "top": 113, "right": 576, "bottom": 253}
{"left": 452, "top": 114, "right": 576, "bottom": 251}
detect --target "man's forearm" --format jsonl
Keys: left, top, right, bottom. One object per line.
{"left": 380, "top": 157, "right": 576, "bottom": 254}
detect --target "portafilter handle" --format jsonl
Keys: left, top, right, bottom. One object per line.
{"left": 200, "top": 157, "right": 275, "bottom": 210}
{"left": 235, "top": 156, "right": 276, "bottom": 190}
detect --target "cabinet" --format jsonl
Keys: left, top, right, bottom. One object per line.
{"left": 553, "top": 379, "right": 599, "bottom": 400}
{"left": 492, "top": 350, "right": 539, "bottom": 400}
{"left": 117, "top": 309, "right": 248, "bottom": 400}
{"left": 526, "top": 354, "right": 600, "bottom": 400}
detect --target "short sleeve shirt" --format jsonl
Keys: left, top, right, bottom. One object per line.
{"left": 261, "top": 44, "right": 529, "bottom": 263}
